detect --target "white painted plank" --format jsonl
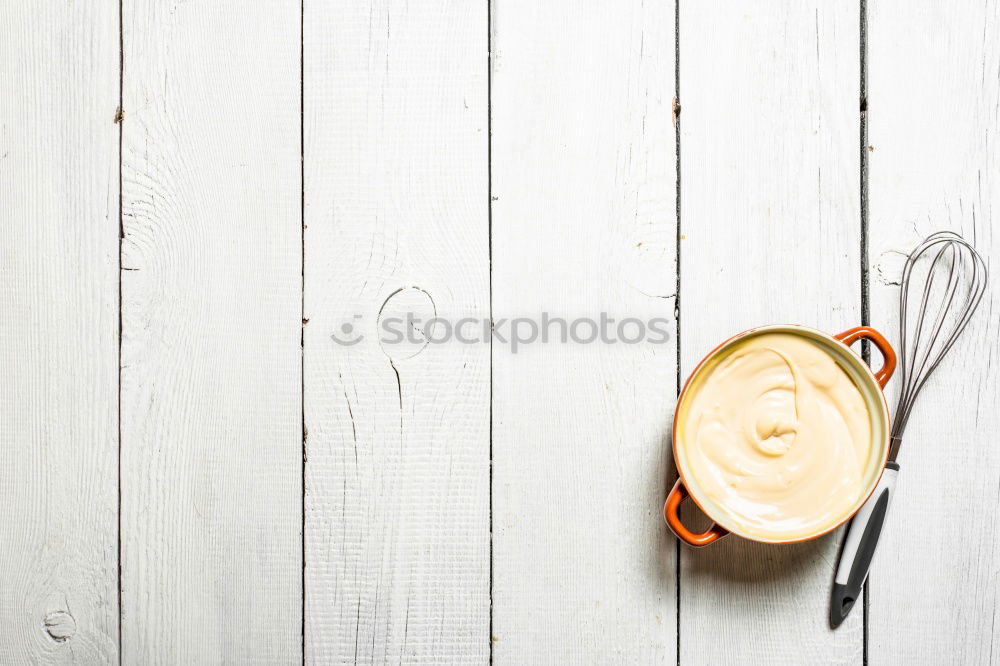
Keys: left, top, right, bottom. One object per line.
{"left": 120, "top": 1, "right": 301, "bottom": 662}
{"left": 0, "top": 2, "right": 119, "bottom": 663}
{"left": 678, "top": 2, "right": 863, "bottom": 663}
{"left": 868, "top": 2, "right": 1000, "bottom": 663}
{"left": 303, "top": 1, "right": 490, "bottom": 663}
{"left": 491, "top": 1, "right": 677, "bottom": 661}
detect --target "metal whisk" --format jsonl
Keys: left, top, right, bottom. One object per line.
{"left": 831, "top": 231, "right": 988, "bottom": 627}
{"left": 889, "top": 231, "right": 988, "bottom": 459}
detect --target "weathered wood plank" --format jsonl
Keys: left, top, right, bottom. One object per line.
{"left": 491, "top": 1, "right": 678, "bottom": 661}
{"left": 120, "top": 1, "right": 302, "bottom": 662}
{"left": 867, "top": 2, "right": 1000, "bottom": 663}
{"left": 303, "top": 1, "right": 490, "bottom": 662}
{"left": 0, "top": 2, "right": 119, "bottom": 663}
{"left": 678, "top": 2, "right": 863, "bottom": 662}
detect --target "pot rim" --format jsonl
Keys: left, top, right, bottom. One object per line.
{"left": 671, "top": 324, "right": 892, "bottom": 544}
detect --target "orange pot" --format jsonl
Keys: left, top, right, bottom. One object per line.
{"left": 664, "top": 325, "right": 896, "bottom": 547}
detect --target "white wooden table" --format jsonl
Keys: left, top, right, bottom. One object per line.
{"left": 2, "top": 1, "right": 997, "bottom": 663}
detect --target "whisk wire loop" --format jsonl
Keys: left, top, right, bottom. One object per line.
{"left": 887, "top": 231, "right": 987, "bottom": 459}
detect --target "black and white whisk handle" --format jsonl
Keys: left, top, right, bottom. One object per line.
{"left": 830, "top": 462, "right": 899, "bottom": 627}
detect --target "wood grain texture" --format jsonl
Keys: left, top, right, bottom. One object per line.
{"left": 867, "top": 2, "right": 1000, "bottom": 663}
{"left": 491, "top": 1, "right": 677, "bottom": 661}
{"left": 678, "top": 2, "right": 863, "bottom": 663}
{"left": 120, "top": 1, "right": 301, "bottom": 662}
{"left": 0, "top": 2, "right": 119, "bottom": 663}
{"left": 303, "top": 1, "right": 490, "bottom": 663}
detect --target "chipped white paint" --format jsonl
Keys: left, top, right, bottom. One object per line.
{"left": 678, "top": 1, "right": 864, "bottom": 663}
{"left": 303, "top": 0, "right": 490, "bottom": 663}
{"left": 491, "top": 1, "right": 678, "bottom": 661}
{"left": 868, "top": 1, "right": 1000, "bottom": 662}
{"left": 120, "top": 0, "right": 302, "bottom": 662}
{"left": 0, "top": 1, "right": 119, "bottom": 663}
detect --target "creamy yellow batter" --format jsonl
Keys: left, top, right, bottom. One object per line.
{"left": 678, "top": 332, "right": 872, "bottom": 540}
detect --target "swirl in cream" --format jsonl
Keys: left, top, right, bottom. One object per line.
{"left": 679, "top": 332, "right": 872, "bottom": 540}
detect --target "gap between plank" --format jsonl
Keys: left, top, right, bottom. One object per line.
{"left": 487, "top": 0, "right": 495, "bottom": 661}
{"left": 859, "top": 0, "right": 870, "bottom": 662}
{"left": 117, "top": 0, "right": 124, "bottom": 661}
{"left": 673, "top": 0, "right": 682, "bottom": 664}
{"left": 300, "top": 0, "right": 306, "bottom": 662}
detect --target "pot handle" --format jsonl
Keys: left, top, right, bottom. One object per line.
{"left": 834, "top": 326, "right": 897, "bottom": 388}
{"left": 663, "top": 478, "right": 728, "bottom": 547}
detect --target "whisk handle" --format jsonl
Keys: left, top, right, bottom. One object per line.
{"left": 834, "top": 326, "right": 897, "bottom": 388}
{"left": 830, "top": 462, "right": 899, "bottom": 628}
